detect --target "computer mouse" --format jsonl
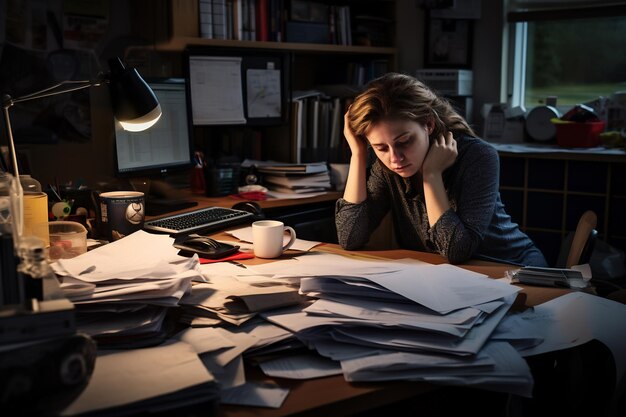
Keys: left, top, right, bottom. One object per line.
{"left": 231, "top": 201, "right": 265, "bottom": 220}
{"left": 173, "top": 236, "right": 240, "bottom": 259}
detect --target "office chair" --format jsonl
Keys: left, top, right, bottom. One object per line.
{"left": 565, "top": 210, "right": 598, "bottom": 268}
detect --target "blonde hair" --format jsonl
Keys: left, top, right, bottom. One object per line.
{"left": 348, "top": 73, "right": 475, "bottom": 141}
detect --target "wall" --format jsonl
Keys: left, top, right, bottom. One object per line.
{"left": 472, "top": 0, "right": 505, "bottom": 125}
{"left": 395, "top": 1, "right": 425, "bottom": 73}
{"left": 395, "top": 0, "right": 506, "bottom": 132}
{"left": 0, "top": 0, "right": 165, "bottom": 187}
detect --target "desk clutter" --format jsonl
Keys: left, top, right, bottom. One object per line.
{"left": 3, "top": 229, "right": 626, "bottom": 415}
{"left": 246, "top": 160, "right": 333, "bottom": 199}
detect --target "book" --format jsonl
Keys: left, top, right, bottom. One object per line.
{"left": 268, "top": 185, "right": 328, "bottom": 194}
{"left": 264, "top": 172, "right": 331, "bottom": 188}
{"left": 199, "top": 0, "right": 213, "bottom": 39}
{"left": 256, "top": 0, "right": 269, "bottom": 41}
{"left": 257, "top": 161, "right": 328, "bottom": 174}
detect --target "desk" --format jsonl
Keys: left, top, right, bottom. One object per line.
{"left": 142, "top": 194, "right": 574, "bottom": 416}
{"left": 147, "top": 194, "right": 583, "bottom": 417}
{"left": 207, "top": 235, "right": 572, "bottom": 417}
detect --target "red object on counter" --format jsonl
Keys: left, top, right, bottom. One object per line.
{"left": 555, "top": 121, "right": 605, "bottom": 148}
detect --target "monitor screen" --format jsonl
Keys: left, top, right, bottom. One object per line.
{"left": 114, "top": 79, "right": 193, "bottom": 177}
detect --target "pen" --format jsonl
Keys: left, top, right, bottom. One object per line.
{"left": 228, "top": 261, "right": 248, "bottom": 269}
{"left": 49, "top": 184, "right": 62, "bottom": 201}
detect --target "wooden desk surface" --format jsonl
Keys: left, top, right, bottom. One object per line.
{"left": 209, "top": 233, "right": 572, "bottom": 417}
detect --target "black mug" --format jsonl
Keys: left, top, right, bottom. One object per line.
{"left": 96, "top": 191, "right": 145, "bottom": 241}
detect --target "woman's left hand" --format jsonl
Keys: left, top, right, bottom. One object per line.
{"left": 422, "top": 131, "right": 458, "bottom": 177}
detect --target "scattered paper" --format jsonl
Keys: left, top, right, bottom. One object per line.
{"left": 220, "top": 382, "right": 289, "bottom": 408}
{"left": 259, "top": 353, "right": 342, "bottom": 379}
{"left": 61, "top": 341, "right": 216, "bottom": 416}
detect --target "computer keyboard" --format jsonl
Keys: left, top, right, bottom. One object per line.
{"left": 143, "top": 206, "right": 254, "bottom": 235}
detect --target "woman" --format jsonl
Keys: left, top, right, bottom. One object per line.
{"left": 336, "top": 73, "right": 547, "bottom": 266}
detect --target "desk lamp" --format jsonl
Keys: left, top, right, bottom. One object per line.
{"left": 1, "top": 57, "right": 161, "bottom": 239}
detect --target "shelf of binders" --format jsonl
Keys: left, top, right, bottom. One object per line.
{"left": 290, "top": 90, "right": 355, "bottom": 164}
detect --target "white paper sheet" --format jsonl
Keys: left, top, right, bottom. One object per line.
{"left": 189, "top": 56, "right": 246, "bottom": 124}
{"left": 341, "top": 341, "right": 534, "bottom": 397}
{"left": 175, "top": 327, "right": 237, "bottom": 354}
{"left": 516, "top": 292, "right": 626, "bottom": 388}
{"left": 247, "top": 252, "right": 401, "bottom": 277}
{"left": 304, "top": 299, "right": 481, "bottom": 337}
{"left": 364, "top": 263, "right": 520, "bottom": 314}
{"left": 220, "top": 382, "right": 289, "bottom": 408}
{"left": 259, "top": 353, "right": 342, "bottom": 379}
{"left": 53, "top": 231, "right": 191, "bottom": 282}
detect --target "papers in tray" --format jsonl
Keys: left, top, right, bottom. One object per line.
{"left": 256, "top": 161, "right": 328, "bottom": 174}
{"left": 510, "top": 265, "right": 591, "bottom": 289}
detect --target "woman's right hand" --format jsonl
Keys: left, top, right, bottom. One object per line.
{"left": 343, "top": 111, "right": 368, "bottom": 157}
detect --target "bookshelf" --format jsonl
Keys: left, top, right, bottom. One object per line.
{"left": 155, "top": 36, "right": 396, "bottom": 55}
{"left": 155, "top": 0, "right": 398, "bottom": 164}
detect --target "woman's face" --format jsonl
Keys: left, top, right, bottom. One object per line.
{"left": 366, "top": 119, "right": 431, "bottom": 178}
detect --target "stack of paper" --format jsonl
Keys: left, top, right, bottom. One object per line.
{"left": 263, "top": 171, "right": 332, "bottom": 194}
{"left": 179, "top": 274, "right": 307, "bottom": 326}
{"left": 60, "top": 340, "right": 219, "bottom": 416}
{"left": 247, "top": 253, "right": 534, "bottom": 396}
{"left": 52, "top": 231, "right": 202, "bottom": 344}
{"left": 510, "top": 265, "right": 590, "bottom": 289}
{"left": 256, "top": 161, "right": 328, "bottom": 174}
{"left": 256, "top": 162, "right": 331, "bottom": 197}
{"left": 174, "top": 322, "right": 296, "bottom": 408}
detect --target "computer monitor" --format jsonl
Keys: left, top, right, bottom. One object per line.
{"left": 114, "top": 79, "right": 193, "bottom": 177}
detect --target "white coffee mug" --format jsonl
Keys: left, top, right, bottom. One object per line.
{"left": 252, "top": 220, "right": 296, "bottom": 258}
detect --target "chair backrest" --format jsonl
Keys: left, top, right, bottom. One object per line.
{"left": 566, "top": 210, "right": 598, "bottom": 268}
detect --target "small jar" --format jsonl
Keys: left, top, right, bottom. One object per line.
{"left": 20, "top": 174, "right": 42, "bottom": 193}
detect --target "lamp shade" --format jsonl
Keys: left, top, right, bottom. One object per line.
{"left": 107, "top": 57, "right": 161, "bottom": 132}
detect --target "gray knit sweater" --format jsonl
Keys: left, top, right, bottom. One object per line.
{"left": 335, "top": 136, "right": 548, "bottom": 266}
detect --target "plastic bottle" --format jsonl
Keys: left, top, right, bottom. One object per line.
{"left": 20, "top": 174, "right": 49, "bottom": 245}
{"left": 0, "top": 173, "right": 21, "bottom": 305}
{"left": 190, "top": 151, "right": 206, "bottom": 195}
{"left": 17, "top": 236, "right": 64, "bottom": 301}
{"left": 19, "top": 174, "right": 42, "bottom": 192}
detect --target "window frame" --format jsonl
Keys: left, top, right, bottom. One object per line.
{"left": 503, "top": 1, "right": 626, "bottom": 110}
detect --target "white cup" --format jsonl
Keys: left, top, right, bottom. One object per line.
{"left": 252, "top": 220, "right": 297, "bottom": 258}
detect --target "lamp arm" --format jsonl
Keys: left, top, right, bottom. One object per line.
{"left": 1, "top": 76, "right": 105, "bottom": 242}
{"left": 1, "top": 75, "right": 107, "bottom": 175}
{"left": 6, "top": 78, "right": 105, "bottom": 107}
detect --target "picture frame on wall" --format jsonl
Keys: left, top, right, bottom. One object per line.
{"left": 425, "top": 18, "right": 473, "bottom": 68}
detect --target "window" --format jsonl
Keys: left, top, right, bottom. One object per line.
{"left": 507, "top": 2, "right": 626, "bottom": 109}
